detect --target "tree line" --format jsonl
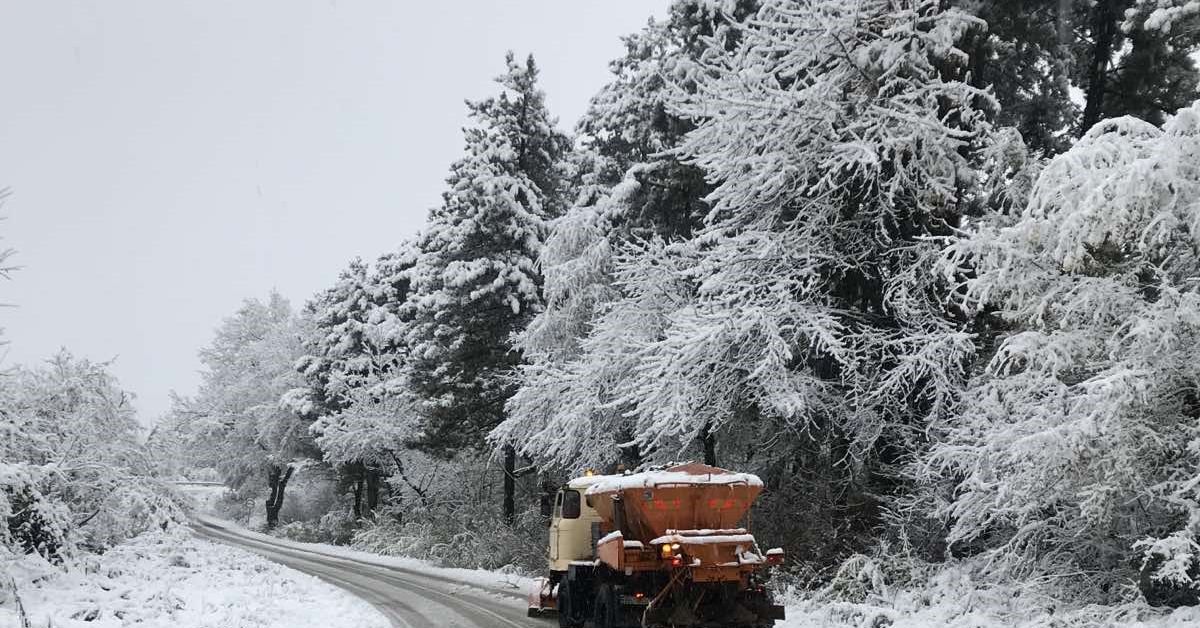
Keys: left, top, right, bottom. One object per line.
{"left": 164, "top": 0, "right": 1200, "bottom": 604}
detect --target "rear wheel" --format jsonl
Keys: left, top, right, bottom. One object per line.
{"left": 592, "top": 583, "right": 617, "bottom": 628}
{"left": 558, "top": 577, "right": 580, "bottom": 628}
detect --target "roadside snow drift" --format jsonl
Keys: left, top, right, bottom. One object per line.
{"left": 1, "top": 528, "right": 389, "bottom": 628}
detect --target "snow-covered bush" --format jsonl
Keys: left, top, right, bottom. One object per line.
{"left": 348, "top": 456, "right": 547, "bottom": 573}
{"left": 351, "top": 504, "right": 547, "bottom": 574}
{"left": 927, "top": 102, "right": 1200, "bottom": 601}
{"left": 0, "top": 352, "right": 184, "bottom": 563}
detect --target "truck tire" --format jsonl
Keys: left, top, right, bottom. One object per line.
{"left": 558, "top": 577, "right": 581, "bottom": 628}
{"left": 592, "top": 583, "right": 617, "bottom": 628}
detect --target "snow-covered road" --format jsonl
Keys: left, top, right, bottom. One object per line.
{"left": 192, "top": 517, "right": 555, "bottom": 628}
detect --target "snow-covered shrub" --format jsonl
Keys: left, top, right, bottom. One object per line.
{"left": 351, "top": 504, "right": 547, "bottom": 574}
{"left": 344, "top": 456, "right": 548, "bottom": 573}
{"left": 0, "top": 465, "right": 73, "bottom": 564}
{"left": 0, "top": 352, "right": 185, "bottom": 563}
{"left": 928, "top": 102, "right": 1200, "bottom": 601}
{"left": 275, "top": 509, "right": 356, "bottom": 545}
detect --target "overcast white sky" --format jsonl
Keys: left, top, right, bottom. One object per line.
{"left": 0, "top": 0, "right": 666, "bottom": 425}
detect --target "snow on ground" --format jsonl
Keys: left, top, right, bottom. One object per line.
{"left": 774, "top": 597, "right": 1200, "bottom": 628}
{"left": 175, "top": 482, "right": 228, "bottom": 514}
{"left": 772, "top": 567, "right": 1200, "bottom": 628}
{"left": 0, "top": 528, "right": 390, "bottom": 628}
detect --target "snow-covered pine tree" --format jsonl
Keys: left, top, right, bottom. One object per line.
{"left": 656, "top": 0, "right": 1009, "bottom": 562}
{"left": 291, "top": 259, "right": 377, "bottom": 419}
{"left": 405, "top": 52, "right": 570, "bottom": 522}
{"left": 953, "top": 0, "right": 1077, "bottom": 156}
{"left": 295, "top": 246, "right": 420, "bottom": 519}
{"left": 927, "top": 102, "right": 1200, "bottom": 601}
{"left": 1073, "top": 0, "right": 1200, "bottom": 133}
{"left": 495, "top": 1, "right": 756, "bottom": 472}
{"left": 949, "top": 0, "right": 1199, "bottom": 150}
{"left": 577, "top": 0, "right": 758, "bottom": 240}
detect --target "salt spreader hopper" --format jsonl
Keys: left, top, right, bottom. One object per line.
{"left": 528, "top": 462, "right": 785, "bottom": 628}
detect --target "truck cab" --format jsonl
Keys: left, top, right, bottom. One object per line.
{"left": 548, "top": 474, "right": 605, "bottom": 573}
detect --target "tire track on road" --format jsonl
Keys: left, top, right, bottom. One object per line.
{"left": 192, "top": 518, "right": 555, "bottom": 628}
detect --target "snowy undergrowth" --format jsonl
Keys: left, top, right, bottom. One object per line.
{"left": 776, "top": 563, "right": 1200, "bottom": 628}
{"left": 0, "top": 528, "right": 388, "bottom": 628}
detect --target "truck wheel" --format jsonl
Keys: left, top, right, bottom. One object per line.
{"left": 558, "top": 578, "right": 579, "bottom": 628}
{"left": 592, "top": 584, "right": 616, "bottom": 628}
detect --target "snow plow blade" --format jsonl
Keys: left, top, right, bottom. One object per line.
{"left": 526, "top": 576, "right": 558, "bottom": 617}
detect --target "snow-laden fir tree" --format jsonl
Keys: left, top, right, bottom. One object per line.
{"left": 1071, "top": 0, "right": 1200, "bottom": 133}
{"left": 495, "top": 1, "right": 755, "bottom": 471}
{"left": 293, "top": 246, "right": 420, "bottom": 519}
{"left": 405, "top": 52, "right": 569, "bottom": 522}
{"left": 291, "top": 258, "right": 377, "bottom": 418}
{"left": 952, "top": 0, "right": 1077, "bottom": 156}
{"left": 926, "top": 102, "right": 1200, "bottom": 602}
{"left": 576, "top": 0, "right": 758, "bottom": 240}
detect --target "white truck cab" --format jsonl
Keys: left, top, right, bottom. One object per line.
{"left": 548, "top": 473, "right": 605, "bottom": 573}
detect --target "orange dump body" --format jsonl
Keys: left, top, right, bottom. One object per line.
{"left": 590, "top": 481, "right": 762, "bottom": 541}
{"left": 585, "top": 463, "right": 767, "bottom": 581}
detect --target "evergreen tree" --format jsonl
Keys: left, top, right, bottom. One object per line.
{"left": 496, "top": 1, "right": 756, "bottom": 471}
{"left": 405, "top": 52, "right": 570, "bottom": 522}
{"left": 292, "top": 259, "right": 376, "bottom": 419}
{"left": 577, "top": 0, "right": 757, "bottom": 240}
{"left": 927, "top": 102, "right": 1200, "bottom": 601}
{"left": 952, "top": 0, "right": 1200, "bottom": 152}
{"left": 1069, "top": 0, "right": 1200, "bottom": 133}
{"left": 291, "top": 246, "right": 420, "bottom": 519}
{"left": 957, "top": 0, "right": 1077, "bottom": 155}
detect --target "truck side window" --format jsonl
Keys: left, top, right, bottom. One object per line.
{"left": 562, "top": 489, "right": 581, "bottom": 519}
{"left": 553, "top": 491, "right": 564, "bottom": 518}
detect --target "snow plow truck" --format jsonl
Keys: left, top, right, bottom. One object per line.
{"left": 528, "top": 462, "right": 786, "bottom": 628}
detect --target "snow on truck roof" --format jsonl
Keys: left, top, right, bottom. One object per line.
{"left": 579, "top": 462, "right": 763, "bottom": 495}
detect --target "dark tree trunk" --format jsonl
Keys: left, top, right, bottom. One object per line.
{"left": 365, "top": 468, "right": 381, "bottom": 517}
{"left": 701, "top": 423, "right": 718, "bottom": 467}
{"left": 352, "top": 469, "right": 364, "bottom": 520}
{"left": 265, "top": 465, "right": 294, "bottom": 530}
{"left": 617, "top": 427, "right": 641, "bottom": 472}
{"left": 1081, "top": 0, "right": 1120, "bottom": 134}
{"left": 539, "top": 473, "right": 556, "bottom": 521}
{"left": 503, "top": 445, "right": 516, "bottom": 525}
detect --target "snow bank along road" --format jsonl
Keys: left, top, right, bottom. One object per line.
{"left": 192, "top": 518, "right": 555, "bottom": 628}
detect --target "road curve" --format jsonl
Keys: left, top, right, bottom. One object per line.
{"left": 192, "top": 517, "right": 557, "bottom": 628}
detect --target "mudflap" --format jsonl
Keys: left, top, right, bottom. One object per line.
{"left": 527, "top": 576, "right": 559, "bottom": 617}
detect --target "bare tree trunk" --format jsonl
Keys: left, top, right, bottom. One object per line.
{"left": 265, "top": 465, "right": 294, "bottom": 530}
{"left": 1081, "top": 0, "right": 1120, "bottom": 134}
{"left": 365, "top": 467, "right": 381, "bottom": 517}
{"left": 701, "top": 423, "right": 718, "bottom": 467}
{"left": 617, "top": 426, "right": 641, "bottom": 472}
{"left": 539, "top": 473, "right": 556, "bottom": 521}
{"left": 352, "top": 467, "right": 364, "bottom": 520}
{"left": 503, "top": 444, "right": 516, "bottom": 525}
